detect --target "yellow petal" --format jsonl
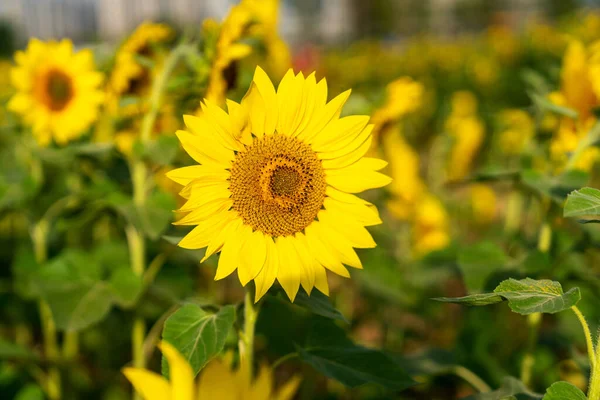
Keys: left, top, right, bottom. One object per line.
{"left": 324, "top": 197, "right": 382, "bottom": 226}
{"left": 314, "top": 222, "right": 362, "bottom": 269}
{"left": 238, "top": 230, "right": 267, "bottom": 287}
{"left": 296, "top": 77, "right": 328, "bottom": 140}
{"left": 178, "top": 210, "right": 233, "bottom": 249}
{"left": 275, "top": 236, "right": 302, "bottom": 301}
{"left": 276, "top": 69, "right": 298, "bottom": 135}
{"left": 122, "top": 368, "right": 171, "bottom": 400}
{"left": 178, "top": 183, "right": 230, "bottom": 212}
{"left": 326, "top": 157, "right": 388, "bottom": 177}
{"left": 325, "top": 186, "right": 369, "bottom": 205}
{"left": 313, "top": 264, "right": 329, "bottom": 296}
{"left": 274, "top": 375, "right": 302, "bottom": 400}
{"left": 252, "top": 66, "right": 278, "bottom": 135}
{"left": 215, "top": 223, "right": 250, "bottom": 280}
{"left": 202, "top": 216, "right": 242, "bottom": 262}
{"left": 304, "top": 223, "right": 350, "bottom": 278}
{"left": 321, "top": 132, "right": 373, "bottom": 170}
{"left": 226, "top": 99, "right": 252, "bottom": 145}
{"left": 318, "top": 209, "right": 376, "bottom": 248}
{"left": 248, "top": 365, "right": 273, "bottom": 400}
{"left": 311, "top": 115, "right": 369, "bottom": 151}
{"left": 317, "top": 124, "right": 373, "bottom": 160}
{"left": 326, "top": 170, "right": 391, "bottom": 193}
{"left": 184, "top": 112, "right": 242, "bottom": 152}
{"left": 301, "top": 89, "right": 351, "bottom": 144}
{"left": 197, "top": 358, "right": 237, "bottom": 400}
{"left": 166, "top": 166, "right": 229, "bottom": 186}
{"left": 241, "top": 82, "right": 267, "bottom": 138}
{"left": 254, "top": 237, "right": 279, "bottom": 302}
{"left": 293, "top": 233, "right": 316, "bottom": 294}
{"left": 176, "top": 130, "right": 233, "bottom": 167}
{"left": 173, "top": 198, "right": 232, "bottom": 226}
{"left": 159, "top": 342, "right": 194, "bottom": 400}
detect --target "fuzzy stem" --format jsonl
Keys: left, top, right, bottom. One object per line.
{"left": 239, "top": 290, "right": 258, "bottom": 377}
{"left": 32, "top": 220, "right": 60, "bottom": 400}
{"left": 520, "top": 312, "right": 542, "bottom": 387}
{"left": 571, "top": 306, "right": 595, "bottom": 372}
{"left": 451, "top": 365, "right": 492, "bottom": 393}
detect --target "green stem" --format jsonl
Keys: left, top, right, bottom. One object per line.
{"left": 32, "top": 220, "right": 60, "bottom": 400}
{"left": 571, "top": 306, "right": 595, "bottom": 372}
{"left": 62, "top": 331, "right": 79, "bottom": 361}
{"left": 272, "top": 352, "right": 299, "bottom": 369}
{"left": 239, "top": 290, "right": 259, "bottom": 376}
{"left": 520, "top": 312, "right": 542, "bottom": 387}
{"left": 451, "top": 365, "right": 491, "bottom": 393}
{"left": 125, "top": 43, "right": 187, "bottom": 400}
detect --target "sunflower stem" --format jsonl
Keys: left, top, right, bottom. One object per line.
{"left": 240, "top": 290, "right": 259, "bottom": 377}
{"left": 32, "top": 220, "right": 61, "bottom": 400}
{"left": 451, "top": 365, "right": 491, "bottom": 393}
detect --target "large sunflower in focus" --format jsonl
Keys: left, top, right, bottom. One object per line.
{"left": 8, "top": 39, "right": 103, "bottom": 146}
{"left": 168, "top": 67, "right": 390, "bottom": 302}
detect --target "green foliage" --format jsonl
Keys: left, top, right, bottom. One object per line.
{"left": 542, "top": 382, "right": 587, "bottom": 400}
{"left": 435, "top": 278, "right": 581, "bottom": 315}
{"left": 161, "top": 304, "right": 236, "bottom": 378}
{"left": 465, "top": 377, "right": 542, "bottom": 399}
{"left": 564, "top": 187, "right": 600, "bottom": 220}
{"left": 458, "top": 241, "right": 507, "bottom": 292}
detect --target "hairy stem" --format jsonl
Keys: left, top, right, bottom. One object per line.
{"left": 451, "top": 365, "right": 492, "bottom": 393}
{"left": 520, "top": 312, "right": 542, "bottom": 387}
{"left": 239, "top": 290, "right": 259, "bottom": 376}
{"left": 571, "top": 306, "right": 595, "bottom": 372}
{"left": 32, "top": 220, "right": 60, "bottom": 400}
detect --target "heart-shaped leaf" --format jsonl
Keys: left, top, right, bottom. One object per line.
{"left": 542, "top": 381, "right": 587, "bottom": 400}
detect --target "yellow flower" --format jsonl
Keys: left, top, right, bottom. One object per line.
{"left": 470, "top": 184, "right": 496, "bottom": 225}
{"left": 168, "top": 67, "right": 390, "bottom": 302}
{"left": 108, "top": 22, "right": 172, "bottom": 98}
{"left": 371, "top": 77, "right": 424, "bottom": 131}
{"left": 123, "top": 341, "right": 300, "bottom": 400}
{"left": 383, "top": 127, "right": 425, "bottom": 220}
{"left": 559, "top": 40, "right": 597, "bottom": 120}
{"left": 447, "top": 117, "right": 485, "bottom": 182}
{"left": 498, "top": 109, "right": 534, "bottom": 155}
{"left": 412, "top": 194, "right": 450, "bottom": 256}
{"left": 8, "top": 39, "right": 104, "bottom": 146}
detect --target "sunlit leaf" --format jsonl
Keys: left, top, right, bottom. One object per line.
{"left": 564, "top": 187, "right": 600, "bottom": 218}
{"left": 162, "top": 304, "right": 235, "bottom": 378}
{"left": 542, "top": 381, "right": 587, "bottom": 400}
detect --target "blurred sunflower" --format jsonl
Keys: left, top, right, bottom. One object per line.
{"left": 8, "top": 39, "right": 104, "bottom": 146}
{"left": 124, "top": 341, "right": 300, "bottom": 400}
{"left": 108, "top": 22, "right": 172, "bottom": 100}
{"left": 169, "top": 67, "right": 390, "bottom": 301}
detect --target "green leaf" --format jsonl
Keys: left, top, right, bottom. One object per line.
{"left": 542, "top": 382, "right": 587, "bottom": 400}
{"left": 109, "top": 268, "right": 143, "bottom": 308}
{"left": 465, "top": 377, "right": 542, "bottom": 400}
{"left": 143, "top": 135, "right": 180, "bottom": 166}
{"left": 289, "top": 290, "right": 347, "bottom": 322}
{"left": 162, "top": 304, "right": 236, "bottom": 377}
{"left": 522, "top": 170, "right": 588, "bottom": 203}
{"left": 136, "top": 191, "right": 176, "bottom": 240}
{"left": 297, "top": 345, "right": 415, "bottom": 391}
{"left": 458, "top": 242, "right": 507, "bottom": 292}
{"left": 14, "top": 384, "right": 45, "bottom": 400}
{"left": 0, "top": 338, "right": 38, "bottom": 360}
{"left": 494, "top": 278, "right": 581, "bottom": 315}
{"left": 435, "top": 278, "right": 580, "bottom": 315}
{"left": 564, "top": 187, "right": 600, "bottom": 218}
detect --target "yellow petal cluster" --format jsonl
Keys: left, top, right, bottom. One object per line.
{"left": 169, "top": 67, "right": 390, "bottom": 301}
{"left": 445, "top": 91, "right": 485, "bottom": 182}
{"left": 8, "top": 39, "right": 104, "bottom": 146}
{"left": 123, "top": 342, "right": 300, "bottom": 400}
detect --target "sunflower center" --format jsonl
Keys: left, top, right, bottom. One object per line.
{"left": 40, "top": 69, "right": 74, "bottom": 111}
{"left": 230, "top": 134, "right": 326, "bottom": 237}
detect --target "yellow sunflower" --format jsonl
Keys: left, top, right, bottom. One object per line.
{"left": 168, "top": 67, "right": 390, "bottom": 302}
{"left": 8, "top": 39, "right": 104, "bottom": 146}
{"left": 124, "top": 341, "right": 300, "bottom": 400}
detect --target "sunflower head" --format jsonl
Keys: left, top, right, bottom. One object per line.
{"left": 8, "top": 39, "right": 104, "bottom": 146}
{"left": 169, "top": 67, "right": 390, "bottom": 302}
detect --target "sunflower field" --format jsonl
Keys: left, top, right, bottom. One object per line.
{"left": 3, "top": 1, "right": 600, "bottom": 399}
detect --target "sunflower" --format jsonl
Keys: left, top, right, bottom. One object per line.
{"left": 168, "top": 67, "right": 390, "bottom": 302}
{"left": 124, "top": 341, "right": 300, "bottom": 400}
{"left": 8, "top": 39, "right": 104, "bottom": 146}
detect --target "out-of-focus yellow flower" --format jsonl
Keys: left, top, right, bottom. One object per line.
{"left": 108, "top": 22, "right": 172, "bottom": 100}
{"left": 123, "top": 342, "right": 300, "bottom": 400}
{"left": 498, "top": 109, "right": 534, "bottom": 154}
{"left": 8, "top": 39, "right": 104, "bottom": 146}
{"left": 526, "top": 22, "right": 566, "bottom": 57}
{"left": 468, "top": 55, "right": 499, "bottom": 89}
{"left": 470, "top": 184, "right": 496, "bottom": 225}
{"left": 372, "top": 77, "right": 424, "bottom": 131}
{"left": 448, "top": 91, "right": 478, "bottom": 120}
{"left": 412, "top": 194, "right": 450, "bottom": 256}
{"left": 383, "top": 128, "right": 425, "bottom": 220}
{"left": 559, "top": 40, "right": 597, "bottom": 120}
{"left": 486, "top": 25, "right": 519, "bottom": 64}
{"left": 550, "top": 119, "right": 599, "bottom": 172}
